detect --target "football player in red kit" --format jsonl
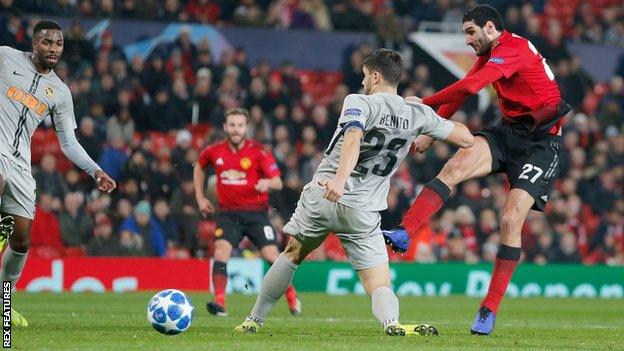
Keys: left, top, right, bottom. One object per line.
{"left": 194, "top": 108, "right": 300, "bottom": 317}
{"left": 382, "top": 5, "right": 570, "bottom": 335}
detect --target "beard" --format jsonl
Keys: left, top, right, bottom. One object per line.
{"left": 37, "top": 51, "right": 59, "bottom": 69}
{"left": 474, "top": 35, "right": 493, "bottom": 56}
{"left": 227, "top": 134, "right": 244, "bottom": 146}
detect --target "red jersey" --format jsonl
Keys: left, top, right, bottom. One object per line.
{"left": 197, "top": 139, "right": 281, "bottom": 212}
{"left": 423, "top": 31, "right": 563, "bottom": 133}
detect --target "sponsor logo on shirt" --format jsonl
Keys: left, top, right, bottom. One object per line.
{"left": 488, "top": 57, "right": 505, "bottom": 64}
{"left": 343, "top": 108, "right": 362, "bottom": 116}
{"left": 216, "top": 157, "right": 224, "bottom": 165}
{"left": 240, "top": 157, "right": 252, "bottom": 170}
{"left": 220, "top": 169, "right": 248, "bottom": 185}
{"left": 6, "top": 86, "right": 48, "bottom": 117}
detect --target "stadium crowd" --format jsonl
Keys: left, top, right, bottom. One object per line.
{"left": 0, "top": 1, "right": 622, "bottom": 265}
{"left": 2, "top": 0, "right": 624, "bottom": 47}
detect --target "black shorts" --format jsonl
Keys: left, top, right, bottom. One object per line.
{"left": 475, "top": 123, "right": 562, "bottom": 211}
{"left": 215, "top": 211, "right": 277, "bottom": 249}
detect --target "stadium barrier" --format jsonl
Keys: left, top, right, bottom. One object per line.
{"left": 16, "top": 258, "right": 624, "bottom": 299}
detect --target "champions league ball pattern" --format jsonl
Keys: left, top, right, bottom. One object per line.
{"left": 147, "top": 289, "right": 194, "bottom": 335}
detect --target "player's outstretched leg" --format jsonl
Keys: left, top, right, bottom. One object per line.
{"left": 388, "top": 137, "right": 492, "bottom": 246}
{"left": 400, "top": 178, "right": 451, "bottom": 236}
{"left": 471, "top": 189, "right": 531, "bottom": 336}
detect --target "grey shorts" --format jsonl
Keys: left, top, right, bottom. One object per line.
{"left": 283, "top": 183, "right": 388, "bottom": 270}
{"left": 0, "top": 153, "right": 36, "bottom": 219}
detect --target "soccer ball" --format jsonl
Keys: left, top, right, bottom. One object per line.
{"left": 147, "top": 289, "right": 194, "bottom": 335}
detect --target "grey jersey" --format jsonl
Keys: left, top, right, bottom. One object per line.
{"left": 0, "top": 46, "right": 77, "bottom": 171}
{"left": 313, "top": 93, "right": 454, "bottom": 211}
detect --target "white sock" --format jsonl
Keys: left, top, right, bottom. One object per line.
{"left": 372, "top": 287, "right": 399, "bottom": 327}
{"left": 0, "top": 246, "right": 28, "bottom": 291}
{"left": 249, "top": 254, "right": 298, "bottom": 324}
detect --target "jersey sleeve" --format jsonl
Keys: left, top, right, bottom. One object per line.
{"left": 434, "top": 57, "right": 486, "bottom": 118}
{"left": 197, "top": 146, "right": 213, "bottom": 168}
{"left": 338, "top": 94, "right": 370, "bottom": 131}
{"left": 259, "top": 148, "right": 281, "bottom": 178}
{"left": 420, "top": 105, "right": 455, "bottom": 140}
{"left": 484, "top": 43, "right": 526, "bottom": 78}
{"left": 52, "top": 85, "right": 78, "bottom": 132}
{"left": 0, "top": 46, "right": 11, "bottom": 70}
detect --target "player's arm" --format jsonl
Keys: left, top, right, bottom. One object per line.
{"left": 319, "top": 94, "right": 369, "bottom": 202}
{"left": 421, "top": 66, "right": 503, "bottom": 108}
{"left": 54, "top": 89, "right": 115, "bottom": 193}
{"left": 318, "top": 126, "right": 363, "bottom": 202}
{"left": 255, "top": 176, "right": 282, "bottom": 193}
{"left": 433, "top": 58, "right": 485, "bottom": 118}
{"left": 256, "top": 149, "right": 283, "bottom": 192}
{"left": 420, "top": 105, "right": 474, "bottom": 148}
{"left": 193, "top": 152, "right": 215, "bottom": 217}
{"left": 444, "top": 122, "right": 474, "bottom": 148}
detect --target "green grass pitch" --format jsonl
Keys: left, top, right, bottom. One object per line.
{"left": 10, "top": 292, "right": 624, "bottom": 350}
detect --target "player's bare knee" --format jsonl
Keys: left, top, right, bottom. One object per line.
{"left": 213, "top": 240, "right": 233, "bottom": 261}
{"left": 501, "top": 207, "right": 522, "bottom": 235}
{"left": 9, "top": 235, "right": 29, "bottom": 253}
{"left": 260, "top": 245, "right": 280, "bottom": 263}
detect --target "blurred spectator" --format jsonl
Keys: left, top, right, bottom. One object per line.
{"left": 186, "top": 0, "right": 221, "bottom": 24}
{"left": 107, "top": 108, "right": 136, "bottom": 145}
{"left": 86, "top": 213, "right": 120, "bottom": 256}
{"left": 59, "top": 192, "right": 95, "bottom": 247}
{"left": 234, "top": 0, "right": 264, "bottom": 27}
{"left": 34, "top": 153, "right": 69, "bottom": 201}
{"left": 77, "top": 117, "right": 103, "bottom": 162}
{"left": 551, "top": 231, "right": 582, "bottom": 263}
{"left": 99, "top": 137, "right": 129, "bottom": 181}
{"left": 153, "top": 198, "right": 179, "bottom": 248}
{"left": 63, "top": 22, "right": 94, "bottom": 67}
{"left": 147, "top": 88, "right": 182, "bottom": 131}
{"left": 119, "top": 200, "right": 167, "bottom": 256}
{"left": 30, "top": 193, "right": 64, "bottom": 258}
{"left": 170, "top": 176, "right": 201, "bottom": 255}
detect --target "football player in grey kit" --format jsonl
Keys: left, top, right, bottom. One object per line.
{"left": 235, "top": 49, "right": 474, "bottom": 336}
{"left": 0, "top": 20, "right": 116, "bottom": 326}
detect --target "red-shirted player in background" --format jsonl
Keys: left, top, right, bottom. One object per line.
{"left": 383, "top": 5, "right": 570, "bottom": 335}
{"left": 194, "top": 108, "right": 301, "bottom": 317}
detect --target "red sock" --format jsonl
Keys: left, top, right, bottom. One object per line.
{"left": 212, "top": 261, "right": 227, "bottom": 307}
{"left": 481, "top": 245, "right": 521, "bottom": 313}
{"left": 285, "top": 284, "right": 297, "bottom": 306}
{"left": 402, "top": 179, "right": 450, "bottom": 237}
